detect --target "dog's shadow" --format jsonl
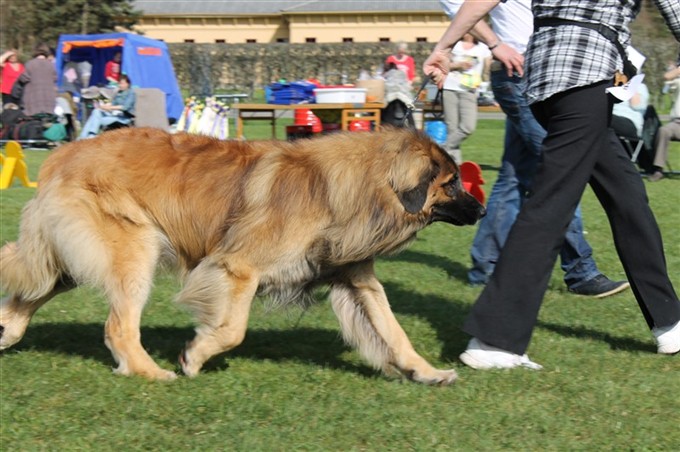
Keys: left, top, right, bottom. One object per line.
{"left": 8, "top": 323, "right": 376, "bottom": 378}
{"left": 5, "top": 249, "right": 476, "bottom": 375}
{"left": 384, "top": 248, "right": 471, "bottom": 282}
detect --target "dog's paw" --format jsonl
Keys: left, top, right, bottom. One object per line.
{"left": 410, "top": 368, "right": 458, "bottom": 386}
{"left": 112, "top": 364, "right": 177, "bottom": 381}
{"left": 152, "top": 369, "right": 178, "bottom": 381}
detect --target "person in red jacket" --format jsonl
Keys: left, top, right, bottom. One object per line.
{"left": 0, "top": 49, "right": 25, "bottom": 105}
{"left": 104, "top": 51, "right": 122, "bottom": 85}
{"left": 385, "top": 42, "right": 415, "bottom": 84}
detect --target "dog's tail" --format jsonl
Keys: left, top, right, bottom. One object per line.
{"left": 0, "top": 200, "right": 61, "bottom": 301}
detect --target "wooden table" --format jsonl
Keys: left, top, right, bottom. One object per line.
{"left": 233, "top": 102, "right": 384, "bottom": 139}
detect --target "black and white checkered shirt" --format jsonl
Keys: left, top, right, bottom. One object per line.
{"left": 524, "top": 0, "right": 680, "bottom": 104}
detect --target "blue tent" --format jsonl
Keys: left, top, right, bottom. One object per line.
{"left": 55, "top": 32, "right": 183, "bottom": 120}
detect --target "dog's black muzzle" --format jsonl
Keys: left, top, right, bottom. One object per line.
{"left": 432, "top": 192, "right": 486, "bottom": 226}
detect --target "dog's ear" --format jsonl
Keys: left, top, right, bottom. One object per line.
{"left": 397, "top": 179, "right": 430, "bottom": 213}
{"left": 386, "top": 132, "right": 439, "bottom": 214}
{"left": 397, "top": 161, "right": 440, "bottom": 213}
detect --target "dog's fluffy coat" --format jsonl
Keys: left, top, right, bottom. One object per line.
{"left": 0, "top": 127, "right": 484, "bottom": 384}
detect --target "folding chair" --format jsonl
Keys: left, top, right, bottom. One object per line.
{"left": 101, "top": 88, "right": 169, "bottom": 133}
{"left": 618, "top": 105, "right": 661, "bottom": 173}
{"left": 133, "top": 88, "right": 169, "bottom": 130}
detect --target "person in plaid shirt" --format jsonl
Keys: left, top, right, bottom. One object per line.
{"left": 425, "top": 0, "right": 680, "bottom": 370}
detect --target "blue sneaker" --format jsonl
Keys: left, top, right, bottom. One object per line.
{"left": 568, "top": 275, "right": 630, "bottom": 298}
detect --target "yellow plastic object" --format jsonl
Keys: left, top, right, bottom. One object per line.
{"left": 0, "top": 141, "right": 38, "bottom": 189}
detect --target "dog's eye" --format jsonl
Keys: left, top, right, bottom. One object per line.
{"left": 443, "top": 174, "right": 459, "bottom": 188}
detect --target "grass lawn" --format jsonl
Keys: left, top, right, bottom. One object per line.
{"left": 1, "top": 120, "right": 679, "bottom": 450}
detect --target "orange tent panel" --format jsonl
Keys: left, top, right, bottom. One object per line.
{"left": 61, "top": 39, "right": 125, "bottom": 53}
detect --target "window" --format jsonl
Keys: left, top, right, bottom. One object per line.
{"left": 342, "top": 38, "right": 353, "bottom": 43}
{"left": 305, "top": 37, "right": 317, "bottom": 43}
{"left": 184, "top": 39, "right": 195, "bottom": 43}
{"left": 276, "top": 38, "right": 289, "bottom": 43}
{"left": 379, "top": 38, "right": 390, "bottom": 43}
{"left": 246, "top": 39, "right": 257, "bottom": 43}
{"left": 215, "top": 39, "right": 226, "bottom": 44}
{"left": 416, "top": 37, "right": 427, "bottom": 42}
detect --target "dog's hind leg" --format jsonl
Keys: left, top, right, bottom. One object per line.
{"left": 331, "top": 261, "right": 457, "bottom": 386}
{"left": 177, "top": 258, "right": 259, "bottom": 377}
{"left": 101, "top": 229, "right": 176, "bottom": 381}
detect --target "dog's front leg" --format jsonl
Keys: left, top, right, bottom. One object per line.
{"left": 330, "top": 261, "right": 457, "bottom": 386}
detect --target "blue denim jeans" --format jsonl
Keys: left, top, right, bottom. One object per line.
{"left": 78, "top": 109, "right": 131, "bottom": 139}
{"left": 468, "top": 69, "right": 600, "bottom": 289}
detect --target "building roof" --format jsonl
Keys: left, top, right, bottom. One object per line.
{"left": 132, "top": 1, "right": 445, "bottom": 15}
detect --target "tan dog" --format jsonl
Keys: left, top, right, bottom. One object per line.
{"left": 0, "top": 127, "right": 484, "bottom": 384}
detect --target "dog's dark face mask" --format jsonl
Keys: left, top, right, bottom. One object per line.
{"left": 397, "top": 163, "right": 485, "bottom": 226}
{"left": 430, "top": 171, "right": 486, "bottom": 226}
{"left": 393, "top": 135, "right": 485, "bottom": 226}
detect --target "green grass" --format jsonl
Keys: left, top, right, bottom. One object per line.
{"left": 1, "top": 122, "right": 680, "bottom": 450}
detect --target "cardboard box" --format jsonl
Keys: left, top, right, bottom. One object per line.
{"left": 356, "top": 79, "right": 385, "bottom": 104}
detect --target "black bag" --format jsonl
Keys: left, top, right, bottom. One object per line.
{"left": 1, "top": 108, "right": 26, "bottom": 128}
{"left": 6, "top": 117, "right": 46, "bottom": 141}
{"left": 0, "top": 108, "right": 28, "bottom": 140}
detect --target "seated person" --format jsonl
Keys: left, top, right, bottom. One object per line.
{"left": 649, "top": 62, "right": 680, "bottom": 182}
{"left": 78, "top": 74, "right": 135, "bottom": 139}
{"left": 611, "top": 79, "right": 649, "bottom": 139}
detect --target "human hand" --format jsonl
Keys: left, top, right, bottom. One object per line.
{"left": 0, "top": 50, "right": 16, "bottom": 62}
{"left": 491, "top": 43, "right": 524, "bottom": 77}
{"left": 423, "top": 48, "right": 452, "bottom": 89}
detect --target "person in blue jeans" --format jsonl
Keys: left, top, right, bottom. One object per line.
{"left": 469, "top": 67, "right": 628, "bottom": 297}
{"left": 436, "top": 0, "right": 629, "bottom": 298}
{"left": 78, "top": 74, "right": 135, "bottom": 139}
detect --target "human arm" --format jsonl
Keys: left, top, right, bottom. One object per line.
{"left": 628, "top": 93, "right": 644, "bottom": 112}
{"left": 423, "top": 0, "right": 507, "bottom": 88}
{"left": 664, "top": 65, "right": 680, "bottom": 81}
{"left": 450, "top": 59, "right": 474, "bottom": 71}
{"left": 629, "top": 84, "right": 649, "bottom": 112}
{"left": 466, "top": 19, "right": 524, "bottom": 77}
{"left": 101, "top": 90, "right": 136, "bottom": 115}
{"left": 0, "top": 50, "right": 15, "bottom": 66}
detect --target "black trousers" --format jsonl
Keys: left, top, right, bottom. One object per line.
{"left": 463, "top": 80, "right": 680, "bottom": 355}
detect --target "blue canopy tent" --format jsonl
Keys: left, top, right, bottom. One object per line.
{"left": 55, "top": 32, "right": 183, "bottom": 121}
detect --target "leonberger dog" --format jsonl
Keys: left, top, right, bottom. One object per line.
{"left": 0, "top": 127, "right": 484, "bottom": 384}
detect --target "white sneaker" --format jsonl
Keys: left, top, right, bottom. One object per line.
{"left": 459, "top": 338, "right": 543, "bottom": 370}
{"left": 653, "top": 320, "right": 680, "bottom": 355}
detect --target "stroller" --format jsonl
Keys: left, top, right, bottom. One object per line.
{"left": 381, "top": 63, "right": 415, "bottom": 129}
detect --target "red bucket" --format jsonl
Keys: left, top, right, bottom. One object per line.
{"left": 294, "top": 109, "right": 322, "bottom": 133}
{"left": 349, "top": 120, "right": 371, "bottom": 132}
